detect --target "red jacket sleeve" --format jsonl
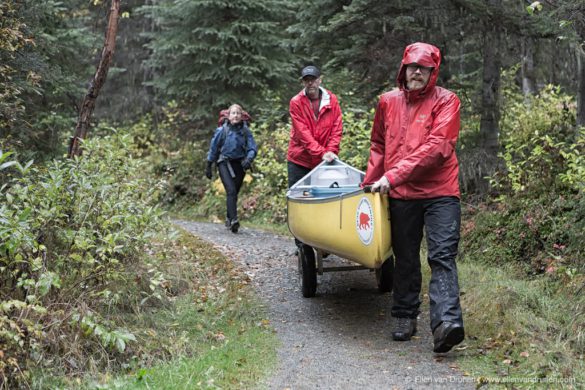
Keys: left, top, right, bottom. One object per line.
{"left": 363, "top": 98, "right": 387, "bottom": 185}
{"left": 289, "top": 98, "right": 326, "bottom": 157}
{"left": 386, "top": 93, "right": 460, "bottom": 187}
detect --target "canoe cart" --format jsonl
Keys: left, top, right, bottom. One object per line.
{"left": 286, "top": 159, "right": 394, "bottom": 297}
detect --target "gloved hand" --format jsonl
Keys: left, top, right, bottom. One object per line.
{"left": 322, "top": 151, "right": 337, "bottom": 163}
{"left": 371, "top": 175, "right": 391, "bottom": 194}
{"left": 205, "top": 161, "right": 213, "bottom": 179}
{"left": 241, "top": 158, "right": 251, "bottom": 170}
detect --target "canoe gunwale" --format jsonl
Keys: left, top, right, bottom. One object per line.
{"left": 286, "top": 188, "right": 364, "bottom": 204}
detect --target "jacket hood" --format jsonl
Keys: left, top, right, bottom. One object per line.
{"left": 396, "top": 42, "right": 441, "bottom": 98}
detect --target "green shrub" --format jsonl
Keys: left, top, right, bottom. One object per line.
{"left": 0, "top": 132, "right": 167, "bottom": 387}
{"left": 495, "top": 84, "right": 578, "bottom": 196}
{"left": 462, "top": 82, "right": 583, "bottom": 276}
{"left": 238, "top": 121, "right": 289, "bottom": 223}
{"left": 338, "top": 109, "right": 375, "bottom": 171}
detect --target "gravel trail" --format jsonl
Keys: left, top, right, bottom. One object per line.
{"left": 174, "top": 220, "right": 474, "bottom": 390}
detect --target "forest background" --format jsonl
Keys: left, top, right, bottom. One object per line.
{"left": 0, "top": 0, "right": 584, "bottom": 388}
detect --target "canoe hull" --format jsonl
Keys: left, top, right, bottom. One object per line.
{"left": 287, "top": 190, "right": 392, "bottom": 268}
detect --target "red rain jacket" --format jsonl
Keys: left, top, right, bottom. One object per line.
{"left": 363, "top": 42, "right": 461, "bottom": 199}
{"left": 287, "top": 87, "right": 343, "bottom": 169}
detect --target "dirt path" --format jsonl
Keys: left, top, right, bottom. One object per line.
{"left": 175, "top": 220, "right": 474, "bottom": 390}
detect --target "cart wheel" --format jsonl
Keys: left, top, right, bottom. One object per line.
{"left": 376, "top": 256, "right": 394, "bottom": 293}
{"left": 298, "top": 244, "right": 317, "bottom": 297}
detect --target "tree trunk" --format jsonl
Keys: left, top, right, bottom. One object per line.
{"left": 68, "top": 0, "right": 121, "bottom": 158}
{"left": 577, "top": 44, "right": 585, "bottom": 131}
{"left": 521, "top": 37, "right": 537, "bottom": 97}
{"left": 479, "top": 0, "right": 502, "bottom": 155}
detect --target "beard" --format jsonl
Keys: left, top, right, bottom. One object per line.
{"left": 406, "top": 79, "right": 426, "bottom": 91}
{"left": 305, "top": 86, "right": 319, "bottom": 98}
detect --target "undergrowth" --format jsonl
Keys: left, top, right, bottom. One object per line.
{"left": 456, "top": 260, "right": 583, "bottom": 388}
{"left": 1, "top": 134, "right": 167, "bottom": 388}
{"left": 29, "top": 231, "right": 277, "bottom": 389}
{"left": 454, "top": 82, "right": 584, "bottom": 387}
{"left": 0, "top": 130, "right": 277, "bottom": 389}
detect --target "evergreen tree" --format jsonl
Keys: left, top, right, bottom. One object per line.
{"left": 289, "top": 0, "right": 465, "bottom": 104}
{"left": 141, "top": 0, "right": 296, "bottom": 123}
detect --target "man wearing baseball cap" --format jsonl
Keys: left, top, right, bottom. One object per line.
{"left": 287, "top": 65, "right": 343, "bottom": 262}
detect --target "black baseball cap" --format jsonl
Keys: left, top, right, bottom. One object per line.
{"left": 300, "top": 65, "right": 320, "bottom": 79}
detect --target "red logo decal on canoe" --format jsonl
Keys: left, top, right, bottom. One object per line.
{"left": 358, "top": 212, "right": 370, "bottom": 230}
{"left": 356, "top": 197, "right": 374, "bottom": 245}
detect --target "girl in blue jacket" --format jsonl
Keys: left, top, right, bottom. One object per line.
{"left": 205, "top": 104, "right": 257, "bottom": 233}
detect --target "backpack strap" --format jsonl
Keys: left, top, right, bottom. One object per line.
{"left": 218, "top": 122, "right": 250, "bottom": 162}
{"left": 217, "top": 123, "right": 230, "bottom": 163}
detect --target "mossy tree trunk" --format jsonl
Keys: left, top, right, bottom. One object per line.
{"left": 576, "top": 44, "right": 585, "bottom": 131}
{"left": 479, "top": 0, "right": 501, "bottom": 156}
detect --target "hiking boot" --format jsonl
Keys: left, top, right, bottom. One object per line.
{"left": 230, "top": 219, "right": 240, "bottom": 233}
{"left": 392, "top": 317, "right": 417, "bottom": 341}
{"left": 433, "top": 321, "right": 465, "bottom": 353}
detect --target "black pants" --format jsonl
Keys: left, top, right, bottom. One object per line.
{"left": 288, "top": 161, "right": 312, "bottom": 248}
{"left": 218, "top": 159, "right": 245, "bottom": 222}
{"left": 390, "top": 196, "right": 463, "bottom": 332}
{"left": 287, "top": 161, "right": 312, "bottom": 188}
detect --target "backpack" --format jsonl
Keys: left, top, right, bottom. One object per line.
{"left": 217, "top": 109, "right": 252, "bottom": 127}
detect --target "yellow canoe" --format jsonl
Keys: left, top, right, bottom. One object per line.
{"left": 286, "top": 159, "right": 392, "bottom": 269}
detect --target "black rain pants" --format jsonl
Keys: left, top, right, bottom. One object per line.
{"left": 390, "top": 196, "right": 464, "bottom": 332}
{"left": 218, "top": 159, "right": 245, "bottom": 223}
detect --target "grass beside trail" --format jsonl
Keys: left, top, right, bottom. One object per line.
{"left": 448, "top": 260, "right": 583, "bottom": 388}
{"left": 362, "top": 237, "right": 583, "bottom": 388}
{"left": 46, "top": 229, "right": 278, "bottom": 390}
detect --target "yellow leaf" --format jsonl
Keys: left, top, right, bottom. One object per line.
{"left": 213, "top": 178, "right": 225, "bottom": 194}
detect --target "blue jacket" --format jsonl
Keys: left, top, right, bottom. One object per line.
{"left": 206, "top": 122, "right": 257, "bottom": 163}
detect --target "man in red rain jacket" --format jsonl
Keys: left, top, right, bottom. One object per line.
{"left": 287, "top": 65, "right": 343, "bottom": 257}
{"left": 363, "top": 42, "right": 465, "bottom": 353}
{"left": 287, "top": 65, "right": 343, "bottom": 176}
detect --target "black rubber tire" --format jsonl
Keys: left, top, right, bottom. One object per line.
{"left": 298, "top": 244, "right": 317, "bottom": 297}
{"left": 376, "top": 256, "right": 394, "bottom": 293}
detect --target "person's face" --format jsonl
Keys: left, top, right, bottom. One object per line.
{"left": 228, "top": 107, "right": 242, "bottom": 124}
{"left": 405, "top": 64, "right": 432, "bottom": 91}
{"left": 302, "top": 76, "right": 321, "bottom": 97}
